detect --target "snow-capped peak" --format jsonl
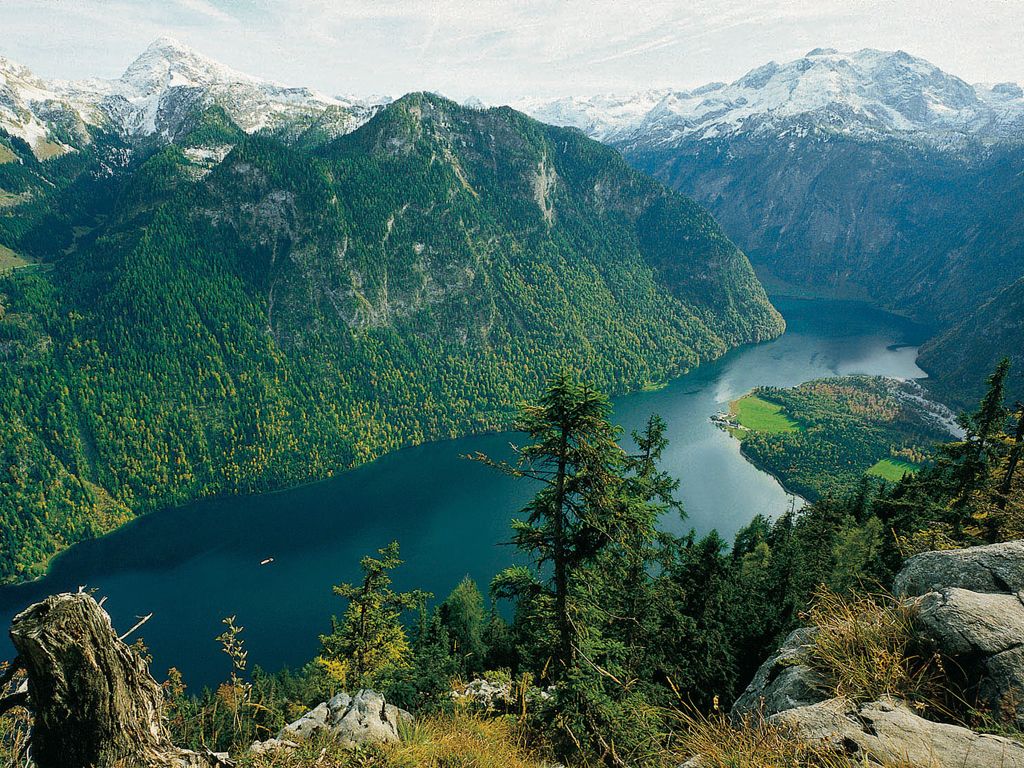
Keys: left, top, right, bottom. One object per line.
{"left": 120, "top": 35, "right": 254, "bottom": 95}
{"left": 0, "top": 38, "right": 382, "bottom": 155}
{"left": 517, "top": 48, "right": 1024, "bottom": 147}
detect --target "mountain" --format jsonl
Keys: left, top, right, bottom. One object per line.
{"left": 519, "top": 49, "right": 1024, "bottom": 407}
{"left": 0, "top": 82, "right": 782, "bottom": 582}
{"left": 918, "top": 276, "right": 1024, "bottom": 408}
{"left": 519, "top": 48, "right": 1024, "bottom": 146}
{"left": 0, "top": 37, "right": 378, "bottom": 154}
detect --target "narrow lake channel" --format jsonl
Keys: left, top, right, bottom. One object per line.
{"left": 0, "top": 297, "right": 930, "bottom": 688}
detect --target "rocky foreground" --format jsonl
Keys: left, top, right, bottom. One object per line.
{"left": 724, "top": 540, "right": 1024, "bottom": 767}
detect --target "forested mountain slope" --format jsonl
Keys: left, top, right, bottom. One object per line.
{"left": 0, "top": 92, "right": 782, "bottom": 582}
{"left": 520, "top": 49, "right": 1024, "bottom": 408}
{"left": 918, "top": 276, "right": 1024, "bottom": 408}
{"left": 626, "top": 137, "right": 1024, "bottom": 333}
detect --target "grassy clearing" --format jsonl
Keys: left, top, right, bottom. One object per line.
{"left": 33, "top": 139, "right": 70, "bottom": 160}
{"left": 732, "top": 394, "right": 800, "bottom": 433}
{"left": 0, "top": 244, "right": 31, "bottom": 271}
{"left": 0, "top": 191, "right": 31, "bottom": 208}
{"left": 238, "top": 711, "right": 550, "bottom": 768}
{"left": 867, "top": 459, "right": 920, "bottom": 482}
{"left": 0, "top": 144, "right": 16, "bottom": 164}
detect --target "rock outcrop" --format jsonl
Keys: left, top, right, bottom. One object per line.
{"left": 450, "top": 676, "right": 554, "bottom": 712}
{"left": 251, "top": 690, "right": 412, "bottom": 753}
{"left": 901, "top": 543, "right": 1024, "bottom": 729}
{"left": 772, "top": 696, "right": 1024, "bottom": 768}
{"left": 726, "top": 540, "right": 1024, "bottom": 767}
{"left": 894, "top": 540, "right": 1024, "bottom": 597}
{"left": 730, "top": 627, "right": 824, "bottom": 719}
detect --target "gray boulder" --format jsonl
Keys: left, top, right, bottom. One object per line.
{"left": 912, "top": 587, "right": 1024, "bottom": 727}
{"left": 730, "top": 627, "right": 825, "bottom": 720}
{"left": 253, "top": 690, "right": 412, "bottom": 753}
{"left": 771, "top": 695, "right": 1024, "bottom": 768}
{"left": 895, "top": 540, "right": 1024, "bottom": 597}
{"left": 913, "top": 587, "right": 1024, "bottom": 656}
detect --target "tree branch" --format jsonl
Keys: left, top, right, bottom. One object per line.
{"left": 118, "top": 613, "right": 153, "bottom": 642}
{"left": 0, "top": 656, "right": 24, "bottom": 690}
{"left": 0, "top": 691, "right": 28, "bottom": 717}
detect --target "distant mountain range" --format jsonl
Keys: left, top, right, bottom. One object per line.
{"left": 517, "top": 48, "right": 1024, "bottom": 147}
{"left": 519, "top": 48, "right": 1024, "bottom": 408}
{"left": 0, "top": 36, "right": 382, "bottom": 153}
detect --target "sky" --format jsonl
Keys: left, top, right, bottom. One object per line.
{"left": 3, "top": 0, "right": 1023, "bottom": 101}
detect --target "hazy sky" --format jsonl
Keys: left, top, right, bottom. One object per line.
{"left": 3, "top": 0, "right": 1023, "bottom": 101}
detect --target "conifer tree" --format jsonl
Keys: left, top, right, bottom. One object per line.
{"left": 319, "top": 541, "right": 430, "bottom": 688}
{"left": 476, "top": 372, "right": 624, "bottom": 673}
{"left": 942, "top": 358, "right": 1010, "bottom": 533}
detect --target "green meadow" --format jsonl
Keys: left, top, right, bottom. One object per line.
{"left": 732, "top": 394, "right": 800, "bottom": 433}
{"left": 867, "top": 458, "right": 921, "bottom": 482}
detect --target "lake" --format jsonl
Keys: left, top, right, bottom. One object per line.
{"left": 0, "top": 297, "right": 929, "bottom": 689}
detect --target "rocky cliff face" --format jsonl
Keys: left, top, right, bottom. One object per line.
{"left": 727, "top": 540, "right": 1024, "bottom": 767}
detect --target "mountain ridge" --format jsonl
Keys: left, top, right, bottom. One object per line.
{"left": 0, "top": 37, "right": 382, "bottom": 154}
{"left": 0, "top": 88, "right": 782, "bottom": 583}
{"left": 517, "top": 47, "right": 1024, "bottom": 147}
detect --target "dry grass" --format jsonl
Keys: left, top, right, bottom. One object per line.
{"left": 670, "top": 709, "right": 849, "bottom": 767}
{"left": 0, "top": 244, "right": 30, "bottom": 271}
{"left": 803, "top": 589, "right": 945, "bottom": 710}
{"left": 669, "top": 709, "right": 926, "bottom": 768}
{"left": 0, "top": 661, "right": 31, "bottom": 768}
{"left": 237, "top": 711, "right": 551, "bottom": 768}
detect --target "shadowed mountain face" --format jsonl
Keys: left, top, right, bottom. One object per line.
{"left": 0, "top": 87, "right": 782, "bottom": 584}
{"left": 519, "top": 48, "right": 1024, "bottom": 408}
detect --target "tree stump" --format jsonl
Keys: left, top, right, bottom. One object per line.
{"left": 9, "top": 592, "right": 214, "bottom": 768}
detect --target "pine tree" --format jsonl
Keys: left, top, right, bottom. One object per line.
{"left": 438, "top": 577, "right": 488, "bottom": 676}
{"left": 475, "top": 372, "right": 624, "bottom": 673}
{"left": 942, "top": 358, "right": 1011, "bottom": 534}
{"left": 319, "top": 542, "right": 430, "bottom": 688}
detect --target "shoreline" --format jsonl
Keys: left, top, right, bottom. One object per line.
{"left": 1, "top": 293, "right": 919, "bottom": 591}
{"left": 1, "top": 325, "right": 774, "bottom": 589}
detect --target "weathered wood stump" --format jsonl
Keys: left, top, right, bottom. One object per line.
{"left": 9, "top": 592, "right": 216, "bottom": 768}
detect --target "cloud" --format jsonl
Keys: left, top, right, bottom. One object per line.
{"left": 1, "top": 0, "right": 1021, "bottom": 100}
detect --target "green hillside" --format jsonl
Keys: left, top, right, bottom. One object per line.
{"left": 727, "top": 376, "right": 952, "bottom": 500}
{"left": 0, "top": 94, "right": 783, "bottom": 582}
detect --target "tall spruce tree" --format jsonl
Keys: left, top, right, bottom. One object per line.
{"left": 942, "top": 358, "right": 1011, "bottom": 534}
{"left": 476, "top": 372, "right": 625, "bottom": 673}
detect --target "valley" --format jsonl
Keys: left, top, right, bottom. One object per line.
{"left": 519, "top": 47, "right": 1024, "bottom": 410}
{"left": 0, "top": 296, "right": 928, "bottom": 688}
{"left": 0, "top": 82, "right": 783, "bottom": 584}
{"left": 1, "top": 28, "right": 1023, "bottom": 768}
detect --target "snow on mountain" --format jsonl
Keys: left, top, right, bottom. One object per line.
{"left": 516, "top": 48, "right": 1024, "bottom": 148}
{"left": 0, "top": 37, "right": 379, "bottom": 157}
{"left": 514, "top": 90, "right": 671, "bottom": 142}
